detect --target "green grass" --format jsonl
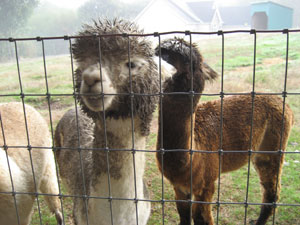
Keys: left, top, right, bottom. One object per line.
{"left": 0, "top": 55, "right": 74, "bottom": 97}
{"left": 1, "top": 33, "right": 299, "bottom": 224}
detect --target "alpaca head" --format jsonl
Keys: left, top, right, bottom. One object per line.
{"left": 155, "top": 37, "right": 218, "bottom": 95}
{"left": 72, "top": 18, "right": 159, "bottom": 135}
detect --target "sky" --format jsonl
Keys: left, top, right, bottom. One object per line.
{"left": 40, "top": 0, "right": 252, "bottom": 10}
{"left": 41, "top": 0, "right": 88, "bottom": 9}
{"left": 42, "top": 0, "right": 139, "bottom": 9}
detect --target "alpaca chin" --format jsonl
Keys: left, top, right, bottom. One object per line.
{"left": 81, "top": 93, "right": 115, "bottom": 112}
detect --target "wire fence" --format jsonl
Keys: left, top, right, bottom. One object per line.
{"left": 0, "top": 28, "right": 300, "bottom": 225}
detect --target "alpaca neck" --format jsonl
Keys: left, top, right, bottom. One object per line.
{"left": 94, "top": 116, "right": 144, "bottom": 149}
{"left": 156, "top": 94, "right": 197, "bottom": 177}
{"left": 156, "top": 69, "right": 204, "bottom": 179}
{"left": 88, "top": 117, "right": 148, "bottom": 225}
{"left": 92, "top": 116, "right": 146, "bottom": 180}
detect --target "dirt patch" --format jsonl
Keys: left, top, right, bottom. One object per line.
{"left": 38, "top": 100, "right": 72, "bottom": 128}
{"left": 262, "top": 57, "right": 285, "bottom": 65}
{"left": 234, "top": 65, "right": 253, "bottom": 74}
{"left": 232, "top": 57, "right": 285, "bottom": 74}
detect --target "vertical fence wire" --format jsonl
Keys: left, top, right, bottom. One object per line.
{"left": 0, "top": 112, "right": 21, "bottom": 225}
{"left": 41, "top": 39, "right": 66, "bottom": 225}
{"left": 126, "top": 35, "right": 140, "bottom": 225}
{"left": 97, "top": 36, "right": 114, "bottom": 225}
{"left": 188, "top": 32, "right": 194, "bottom": 224}
{"left": 272, "top": 29, "right": 290, "bottom": 224}
{"left": 156, "top": 33, "right": 166, "bottom": 225}
{"left": 14, "top": 40, "right": 44, "bottom": 225}
{"left": 244, "top": 30, "right": 257, "bottom": 224}
{"left": 68, "top": 38, "right": 90, "bottom": 225}
{"left": 216, "top": 31, "right": 225, "bottom": 225}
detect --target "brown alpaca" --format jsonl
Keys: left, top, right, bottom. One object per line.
{"left": 155, "top": 38, "right": 294, "bottom": 225}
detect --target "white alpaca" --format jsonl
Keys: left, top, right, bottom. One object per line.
{"left": 54, "top": 19, "right": 159, "bottom": 225}
{"left": 0, "top": 102, "right": 63, "bottom": 225}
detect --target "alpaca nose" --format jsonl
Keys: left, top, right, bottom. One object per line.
{"left": 83, "top": 72, "right": 101, "bottom": 87}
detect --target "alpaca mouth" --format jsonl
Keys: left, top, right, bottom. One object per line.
{"left": 86, "top": 95, "right": 102, "bottom": 100}
{"left": 84, "top": 94, "right": 102, "bottom": 105}
{"left": 82, "top": 94, "right": 114, "bottom": 112}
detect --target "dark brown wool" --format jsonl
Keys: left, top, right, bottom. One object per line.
{"left": 155, "top": 37, "right": 294, "bottom": 225}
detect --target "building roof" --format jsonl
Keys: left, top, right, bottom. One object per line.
{"left": 186, "top": 1, "right": 215, "bottom": 23}
{"left": 175, "top": 1, "right": 251, "bottom": 26}
{"left": 251, "top": 1, "right": 293, "bottom": 10}
{"left": 168, "top": 0, "right": 201, "bottom": 23}
{"left": 135, "top": 0, "right": 269, "bottom": 28}
{"left": 135, "top": 0, "right": 202, "bottom": 24}
{"left": 219, "top": 6, "right": 251, "bottom": 26}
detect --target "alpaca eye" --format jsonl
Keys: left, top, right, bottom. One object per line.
{"left": 126, "top": 62, "right": 136, "bottom": 69}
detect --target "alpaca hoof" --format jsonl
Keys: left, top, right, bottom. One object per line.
{"left": 250, "top": 219, "right": 264, "bottom": 225}
{"left": 249, "top": 220, "right": 256, "bottom": 225}
{"left": 55, "top": 210, "right": 64, "bottom": 225}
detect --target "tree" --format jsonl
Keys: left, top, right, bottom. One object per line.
{"left": 23, "top": 2, "right": 81, "bottom": 57}
{"left": 0, "top": 0, "right": 39, "bottom": 37}
{"left": 26, "top": 2, "right": 80, "bottom": 36}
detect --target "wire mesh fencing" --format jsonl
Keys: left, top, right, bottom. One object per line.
{"left": 0, "top": 28, "right": 300, "bottom": 225}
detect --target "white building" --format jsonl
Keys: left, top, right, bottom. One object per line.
{"left": 134, "top": 0, "right": 210, "bottom": 33}
{"left": 134, "top": 0, "right": 251, "bottom": 33}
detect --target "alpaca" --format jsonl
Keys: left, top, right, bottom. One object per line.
{"left": 54, "top": 19, "right": 159, "bottom": 225}
{"left": 0, "top": 102, "right": 63, "bottom": 225}
{"left": 155, "top": 38, "right": 294, "bottom": 225}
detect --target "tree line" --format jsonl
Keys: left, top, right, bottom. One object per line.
{"left": 0, "top": 0, "right": 150, "bottom": 60}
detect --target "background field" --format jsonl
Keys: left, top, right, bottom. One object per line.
{"left": 0, "top": 32, "right": 299, "bottom": 224}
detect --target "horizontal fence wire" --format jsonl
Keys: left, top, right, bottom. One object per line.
{"left": 0, "top": 29, "right": 299, "bottom": 225}
{"left": 1, "top": 28, "right": 300, "bottom": 42}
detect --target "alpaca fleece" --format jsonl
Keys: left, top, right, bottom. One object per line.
{"left": 55, "top": 18, "right": 159, "bottom": 225}
{"left": 155, "top": 38, "right": 293, "bottom": 225}
{"left": 0, "top": 102, "right": 62, "bottom": 225}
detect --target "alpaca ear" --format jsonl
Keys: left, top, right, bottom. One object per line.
{"left": 203, "top": 62, "right": 219, "bottom": 81}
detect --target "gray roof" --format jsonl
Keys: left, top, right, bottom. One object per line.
{"left": 187, "top": 2, "right": 251, "bottom": 26}
{"left": 219, "top": 6, "right": 251, "bottom": 26}
{"left": 134, "top": 0, "right": 202, "bottom": 24}
{"left": 135, "top": 0, "right": 252, "bottom": 27}
{"left": 168, "top": 0, "right": 201, "bottom": 23}
{"left": 186, "top": 1, "right": 215, "bottom": 23}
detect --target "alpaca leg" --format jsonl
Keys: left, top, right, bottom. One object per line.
{"left": 73, "top": 198, "right": 90, "bottom": 225}
{"left": 39, "top": 160, "right": 63, "bottom": 224}
{"left": 192, "top": 184, "right": 215, "bottom": 225}
{"left": 252, "top": 152, "right": 284, "bottom": 225}
{"left": 174, "top": 187, "right": 192, "bottom": 225}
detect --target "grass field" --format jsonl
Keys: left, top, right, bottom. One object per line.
{"left": 0, "top": 32, "right": 299, "bottom": 225}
